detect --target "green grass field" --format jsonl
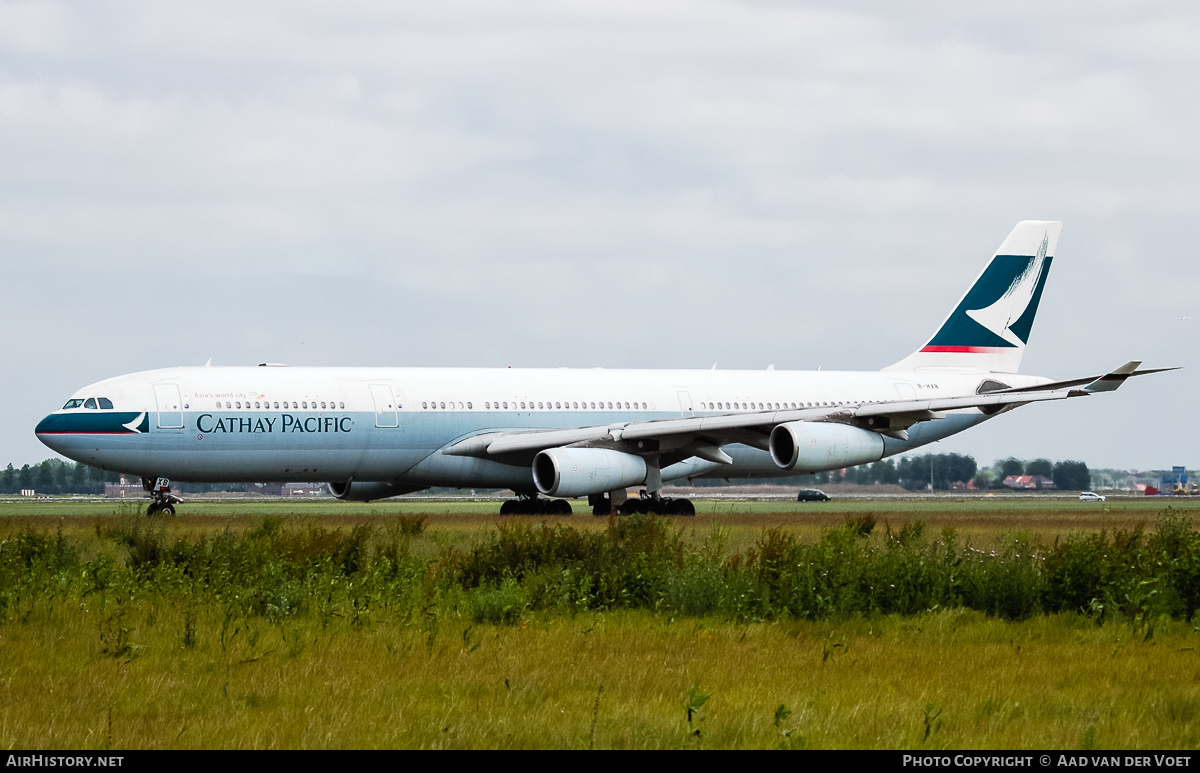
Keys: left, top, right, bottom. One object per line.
{"left": 1, "top": 496, "right": 1198, "bottom": 749}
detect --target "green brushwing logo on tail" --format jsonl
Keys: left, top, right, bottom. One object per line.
{"left": 923, "top": 234, "right": 1052, "bottom": 353}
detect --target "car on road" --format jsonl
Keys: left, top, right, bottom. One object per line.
{"left": 797, "top": 489, "right": 831, "bottom": 502}
{"left": 1079, "top": 492, "right": 1106, "bottom": 502}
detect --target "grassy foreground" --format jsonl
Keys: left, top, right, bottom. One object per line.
{"left": 4, "top": 607, "right": 1200, "bottom": 749}
{"left": 2, "top": 499, "right": 1200, "bottom": 749}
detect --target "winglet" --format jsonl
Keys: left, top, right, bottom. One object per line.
{"left": 1083, "top": 361, "right": 1142, "bottom": 393}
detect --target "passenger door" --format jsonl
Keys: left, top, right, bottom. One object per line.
{"left": 369, "top": 383, "right": 399, "bottom": 428}
{"left": 153, "top": 383, "right": 183, "bottom": 429}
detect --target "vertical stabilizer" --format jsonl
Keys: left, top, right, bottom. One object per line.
{"left": 883, "top": 220, "right": 1061, "bottom": 374}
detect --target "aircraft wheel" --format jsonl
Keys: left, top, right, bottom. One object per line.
{"left": 161, "top": 504, "right": 176, "bottom": 516}
{"left": 500, "top": 500, "right": 517, "bottom": 516}
{"left": 671, "top": 499, "right": 696, "bottom": 516}
{"left": 146, "top": 503, "right": 161, "bottom": 516}
{"left": 617, "top": 499, "right": 641, "bottom": 516}
{"left": 552, "top": 499, "right": 572, "bottom": 515}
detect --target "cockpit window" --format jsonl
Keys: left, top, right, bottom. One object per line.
{"left": 83, "top": 398, "right": 97, "bottom": 409}
{"left": 62, "top": 399, "right": 84, "bottom": 410}
{"left": 98, "top": 398, "right": 113, "bottom": 410}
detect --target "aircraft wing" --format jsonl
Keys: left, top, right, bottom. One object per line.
{"left": 988, "top": 362, "right": 1178, "bottom": 394}
{"left": 441, "top": 361, "right": 1171, "bottom": 462}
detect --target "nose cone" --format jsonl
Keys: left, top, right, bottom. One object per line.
{"left": 35, "top": 414, "right": 68, "bottom": 453}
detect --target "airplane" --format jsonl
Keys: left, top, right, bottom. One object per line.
{"left": 34, "top": 220, "right": 1171, "bottom": 516}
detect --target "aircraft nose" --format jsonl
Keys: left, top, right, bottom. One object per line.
{"left": 35, "top": 414, "right": 66, "bottom": 452}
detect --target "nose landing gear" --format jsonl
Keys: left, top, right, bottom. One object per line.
{"left": 142, "top": 476, "right": 183, "bottom": 516}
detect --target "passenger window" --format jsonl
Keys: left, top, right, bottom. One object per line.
{"left": 502, "top": 402, "right": 508, "bottom": 409}
{"left": 467, "top": 402, "right": 472, "bottom": 409}
{"left": 339, "top": 402, "right": 344, "bottom": 409}
{"left": 440, "top": 402, "right": 445, "bottom": 409}
{"left": 274, "top": 402, "right": 280, "bottom": 409}
{"left": 321, "top": 402, "right": 326, "bottom": 409}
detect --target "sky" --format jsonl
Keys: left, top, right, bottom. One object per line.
{"left": 0, "top": 1, "right": 1196, "bottom": 471}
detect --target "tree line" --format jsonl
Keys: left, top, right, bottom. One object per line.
{"left": 795, "top": 454, "right": 1091, "bottom": 491}
{"left": 1, "top": 459, "right": 121, "bottom": 495}
{"left": 2, "top": 453, "right": 1095, "bottom": 495}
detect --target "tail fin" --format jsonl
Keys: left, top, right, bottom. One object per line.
{"left": 883, "top": 220, "right": 1062, "bottom": 374}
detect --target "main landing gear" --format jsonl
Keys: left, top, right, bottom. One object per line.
{"left": 142, "top": 476, "right": 183, "bottom": 517}
{"left": 617, "top": 491, "right": 696, "bottom": 517}
{"left": 499, "top": 494, "right": 573, "bottom": 516}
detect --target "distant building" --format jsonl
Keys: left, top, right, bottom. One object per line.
{"left": 1003, "top": 475, "right": 1055, "bottom": 490}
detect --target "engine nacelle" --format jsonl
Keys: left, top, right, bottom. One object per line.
{"left": 327, "top": 481, "right": 427, "bottom": 502}
{"left": 532, "top": 448, "right": 648, "bottom": 498}
{"left": 769, "top": 421, "right": 885, "bottom": 472}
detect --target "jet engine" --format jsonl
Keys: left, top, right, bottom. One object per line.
{"left": 532, "top": 448, "right": 647, "bottom": 498}
{"left": 327, "top": 481, "right": 427, "bottom": 502}
{"left": 769, "top": 421, "right": 885, "bottom": 472}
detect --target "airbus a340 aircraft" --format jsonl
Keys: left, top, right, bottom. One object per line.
{"left": 36, "top": 221, "right": 1169, "bottom": 516}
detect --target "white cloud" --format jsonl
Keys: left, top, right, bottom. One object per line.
{"left": 1, "top": 0, "right": 1197, "bottom": 468}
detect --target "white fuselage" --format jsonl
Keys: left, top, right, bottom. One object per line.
{"left": 35, "top": 365, "right": 1048, "bottom": 492}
